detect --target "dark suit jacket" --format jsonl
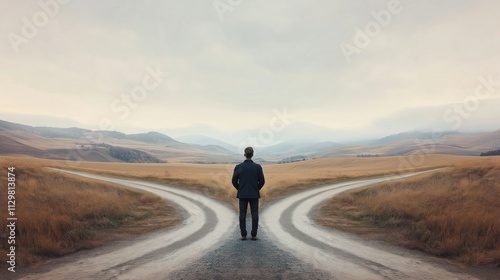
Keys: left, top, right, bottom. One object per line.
{"left": 232, "top": 159, "right": 265, "bottom": 199}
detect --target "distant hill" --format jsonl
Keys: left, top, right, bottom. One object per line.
{"left": 259, "top": 140, "right": 342, "bottom": 161}
{"left": 175, "top": 134, "right": 238, "bottom": 152}
{"left": 101, "top": 144, "right": 165, "bottom": 163}
{"left": 0, "top": 119, "right": 34, "bottom": 132}
{"left": 0, "top": 135, "right": 46, "bottom": 157}
{"left": 2, "top": 119, "right": 500, "bottom": 162}
{"left": 371, "top": 131, "right": 459, "bottom": 145}
{"left": 0, "top": 119, "right": 239, "bottom": 163}
{"left": 0, "top": 119, "right": 90, "bottom": 139}
{"left": 317, "top": 130, "right": 500, "bottom": 158}
{"left": 127, "top": 131, "right": 179, "bottom": 146}
{"left": 35, "top": 127, "right": 91, "bottom": 139}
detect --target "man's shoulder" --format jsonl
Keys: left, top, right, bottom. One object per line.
{"left": 250, "top": 161, "right": 262, "bottom": 169}
{"left": 238, "top": 160, "right": 261, "bottom": 167}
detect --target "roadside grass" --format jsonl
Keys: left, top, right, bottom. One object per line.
{"left": 317, "top": 159, "right": 500, "bottom": 266}
{"left": 0, "top": 158, "right": 181, "bottom": 266}
{"left": 0, "top": 154, "right": 495, "bottom": 267}
{"left": 40, "top": 154, "right": 469, "bottom": 211}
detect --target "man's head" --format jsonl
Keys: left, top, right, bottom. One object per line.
{"left": 244, "top": 147, "right": 254, "bottom": 159}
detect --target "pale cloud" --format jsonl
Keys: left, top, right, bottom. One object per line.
{"left": 0, "top": 0, "right": 499, "bottom": 142}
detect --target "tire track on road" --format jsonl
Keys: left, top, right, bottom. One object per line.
{"left": 20, "top": 169, "right": 235, "bottom": 280}
{"left": 263, "top": 170, "right": 478, "bottom": 280}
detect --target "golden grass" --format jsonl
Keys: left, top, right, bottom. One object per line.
{"left": 0, "top": 154, "right": 495, "bottom": 267}
{"left": 318, "top": 158, "right": 500, "bottom": 266}
{"left": 0, "top": 158, "right": 181, "bottom": 266}
{"left": 4, "top": 154, "right": 474, "bottom": 212}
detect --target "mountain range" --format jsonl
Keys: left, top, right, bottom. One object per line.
{"left": 1, "top": 119, "right": 499, "bottom": 163}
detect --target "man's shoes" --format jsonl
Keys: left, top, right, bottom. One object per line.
{"left": 240, "top": 236, "right": 247, "bottom": 240}
{"left": 251, "top": 236, "right": 258, "bottom": 240}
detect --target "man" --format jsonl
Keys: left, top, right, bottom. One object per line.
{"left": 232, "top": 146, "right": 265, "bottom": 240}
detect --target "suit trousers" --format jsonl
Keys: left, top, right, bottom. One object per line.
{"left": 239, "top": 198, "right": 259, "bottom": 237}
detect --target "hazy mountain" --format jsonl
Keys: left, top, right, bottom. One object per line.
{"left": 3, "top": 97, "right": 500, "bottom": 146}
{"left": 0, "top": 113, "right": 84, "bottom": 129}
{"left": 36, "top": 127, "right": 92, "bottom": 139}
{"left": 367, "top": 99, "right": 500, "bottom": 137}
{"left": 259, "top": 140, "right": 343, "bottom": 160}
{"left": 0, "top": 119, "right": 34, "bottom": 132}
{"left": 128, "top": 131, "right": 182, "bottom": 146}
{"left": 317, "top": 130, "right": 500, "bottom": 158}
{"left": 0, "top": 120, "right": 91, "bottom": 139}
{"left": 0, "top": 120, "right": 239, "bottom": 163}
{"left": 95, "top": 130, "right": 128, "bottom": 140}
{"left": 175, "top": 134, "right": 238, "bottom": 152}
{"left": 2, "top": 119, "right": 500, "bottom": 163}
{"left": 190, "top": 144, "right": 238, "bottom": 155}
{"left": 371, "top": 131, "right": 459, "bottom": 145}
{"left": 164, "top": 121, "right": 361, "bottom": 147}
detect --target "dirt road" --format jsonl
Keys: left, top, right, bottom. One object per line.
{"left": 262, "top": 170, "right": 478, "bottom": 280}
{"left": 19, "top": 170, "right": 235, "bottom": 280}
{"left": 15, "top": 170, "right": 485, "bottom": 279}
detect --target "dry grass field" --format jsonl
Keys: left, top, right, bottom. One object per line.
{"left": 1, "top": 154, "right": 494, "bottom": 267}
{"left": 0, "top": 157, "right": 181, "bottom": 266}
{"left": 18, "top": 154, "right": 473, "bottom": 210}
{"left": 317, "top": 158, "right": 500, "bottom": 266}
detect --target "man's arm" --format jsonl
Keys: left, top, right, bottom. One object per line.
{"left": 258, "top": 165, "right": 265, "bottom": 190}
{"left": 231, "top": 166, "right": 240, "bottom": 189}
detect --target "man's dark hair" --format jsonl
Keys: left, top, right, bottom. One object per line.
{"left": 244, "top": 147, "right": 254, "bottom": 159}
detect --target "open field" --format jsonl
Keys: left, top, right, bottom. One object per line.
{"left": 317, "top": 157, "right": 500, "bottom": 266}
{"left": 0, "top": 157, "right": 181, "bottom": 266}
{"left": 11, "top": 154, "right": 482, "bottom": 210}
{"left": 2, "top": 154, "right": 497, "bottom": 268}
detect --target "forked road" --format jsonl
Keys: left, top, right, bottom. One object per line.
{"left": 19, "top": 169, "right": 479, "bottom": 279}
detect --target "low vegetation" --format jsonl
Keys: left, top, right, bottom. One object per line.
{"left": 278, "top": 155, "right": 306, "bottom": 164}
{"left": 98, "top": 143, "right": 165, "bottom": 163}
{"left": 480, "top": 149, "right": 500, "bottom": 156}
{"left": 0, "top": 158, "right": 180, "bottom": 266}
{"left": 356, "top": 154, "right": 381, "bottom": 158}
{"left": 317, "top": 159, "right": 500, "bottom": 266}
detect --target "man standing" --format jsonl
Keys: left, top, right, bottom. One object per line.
{"left": 232, "top": 147, "right": 265, "bottom": 240}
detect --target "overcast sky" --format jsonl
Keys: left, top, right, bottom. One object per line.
{"left": 1, "top": 0, "right": 499, "bottom": 143}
